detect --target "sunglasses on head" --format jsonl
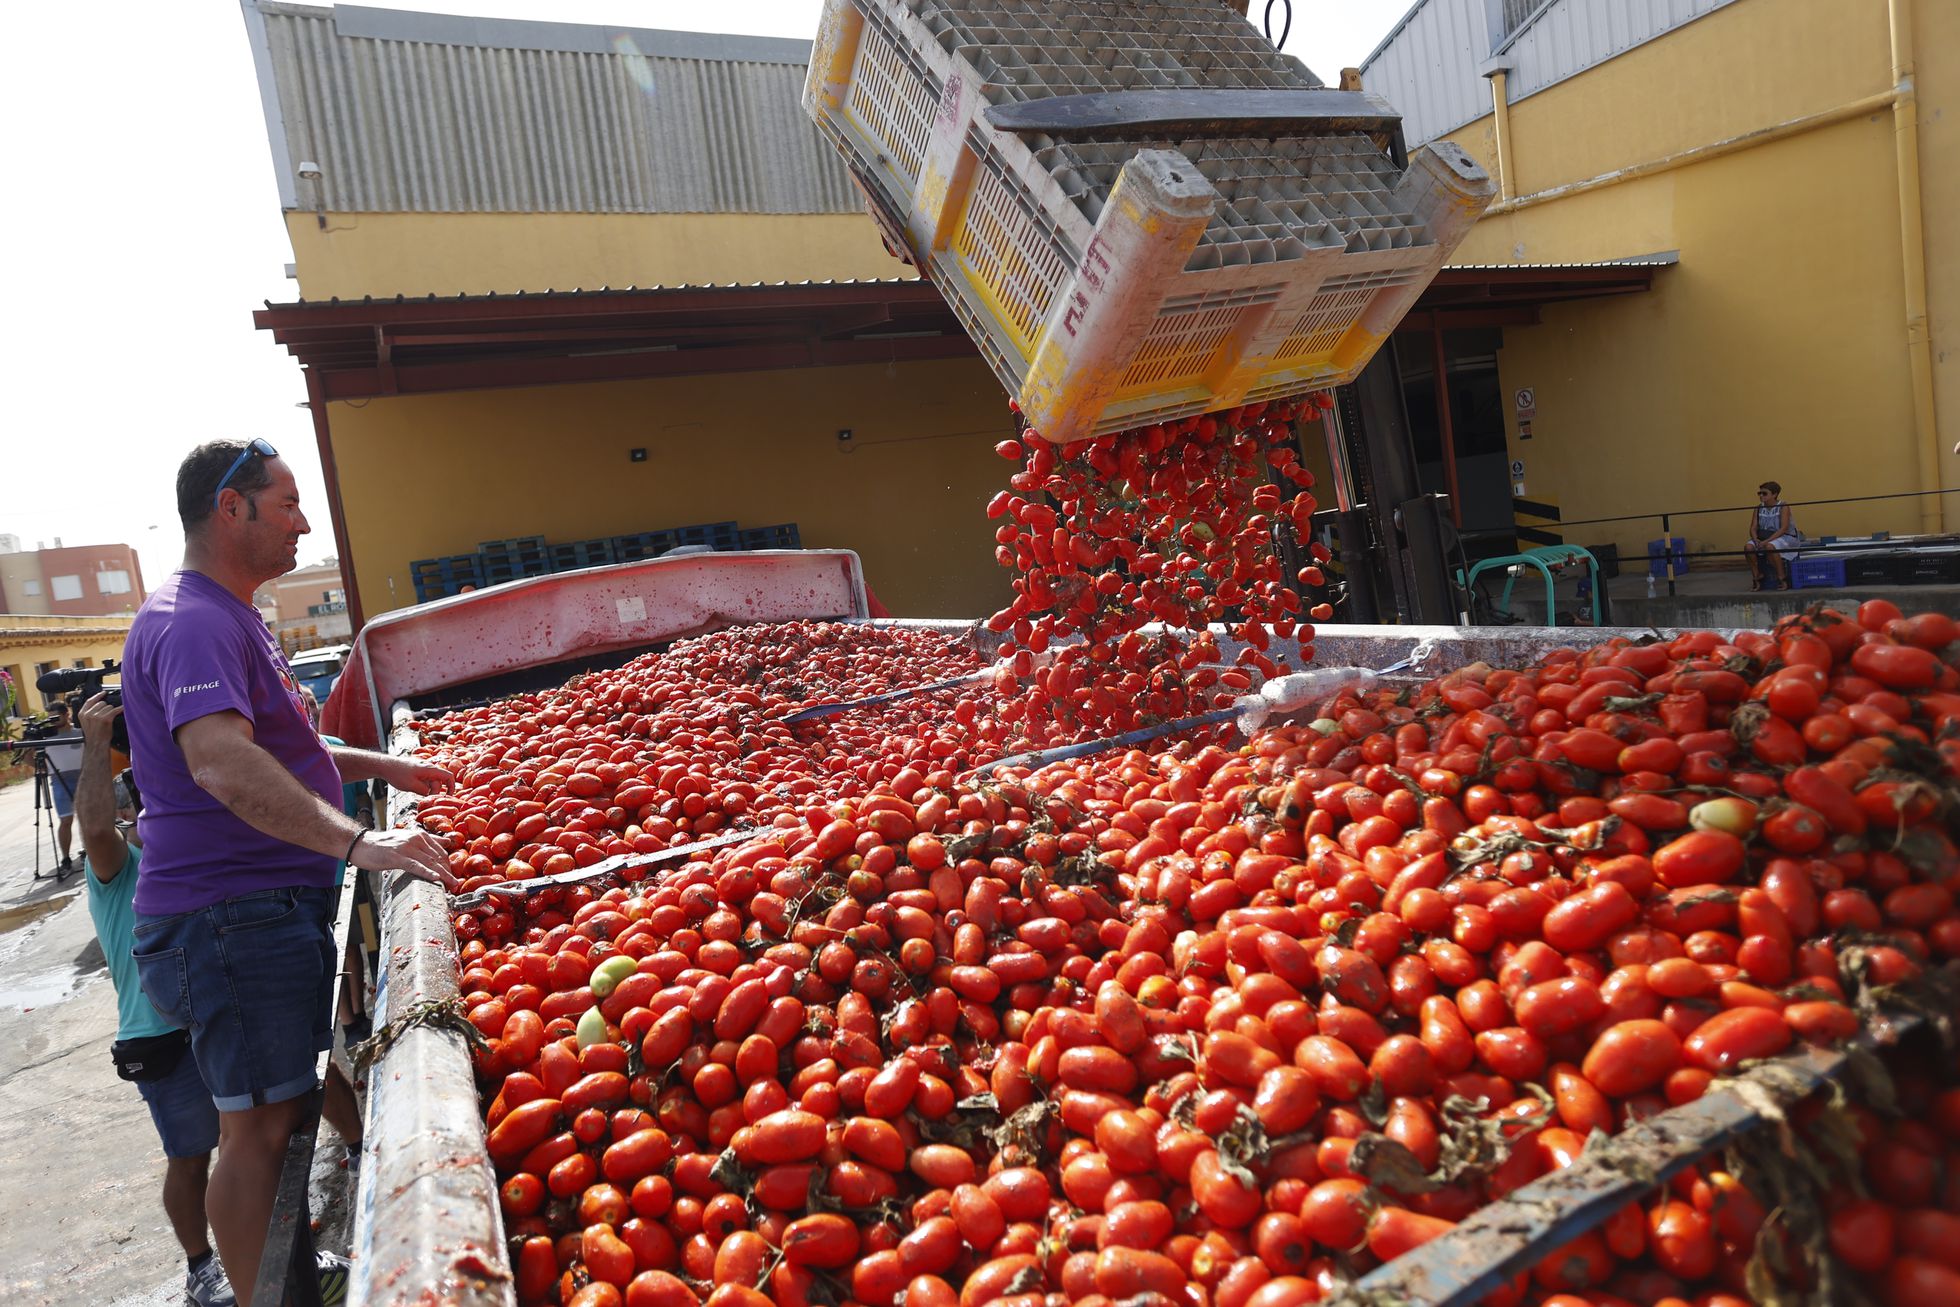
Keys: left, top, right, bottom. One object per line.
{"left": 213, "top": 439, "right": 278, "bottom": 510}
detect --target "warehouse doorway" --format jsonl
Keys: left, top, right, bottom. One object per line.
{"left": 1393, "top": 328, "right": 1514, "bottom": 561}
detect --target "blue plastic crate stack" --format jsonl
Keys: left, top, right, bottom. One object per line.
{"left": 477, "top": 537, "right": 553, "bottom": 586}
{"left": 409, "top": 555, "right": 485, "bottom": 604}
{"left": 738, "top": 524, "right": 802, "bottom": 550}
{"left": 547, "top": 539, "right": 618, "bottom": 572}
{"left": 409, "top": 521, "right": 803, "bottom": 603}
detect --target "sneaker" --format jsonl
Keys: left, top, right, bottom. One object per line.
{"left": 185, "top": 1255, "right": 236, "bottom": 1307}
{"left": 316, "top": 1251, "right": 351, "bottom": 1306}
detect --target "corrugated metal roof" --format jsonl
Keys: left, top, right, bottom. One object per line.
{"left": 262, "top": 277, "right": 931, "bottom": 308}
{"left": 1500, "top": 0, "right": 1736, "bottom": 103}
{"left": 1360, "top": 0, "right": 1738, "bottom": 145}
{"left": 241, "top": 1, "right": 859, "bottom": 215}
{"left": 1357, "top": 0, "right": 1497, "bottom": 147}
{"left": 1446, "top": 253, "right": 1679, "bottom": 270}
{"left": 257, "top": 258, "right": 1675, "bottom": 310}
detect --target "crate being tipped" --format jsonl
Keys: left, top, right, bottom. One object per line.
{"left": 805, "top": 0, "right": 1496, "bottom": 443}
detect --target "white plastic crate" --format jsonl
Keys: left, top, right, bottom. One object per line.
{"left": 805, "top": 0, "right": 1495, "bottom": 442}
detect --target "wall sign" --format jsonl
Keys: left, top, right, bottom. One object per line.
{"left": 1514, "top": 386, "right": 1536, "bottom": 418}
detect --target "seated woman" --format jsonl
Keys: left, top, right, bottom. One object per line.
{"left": 1744, "top": 480, "right": 1800, "bottom": 590}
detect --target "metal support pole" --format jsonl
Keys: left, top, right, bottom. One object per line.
{"left": 1430, "top": 315, "right": 1463, "bottom": 527}
{"left": 305, "top": 368, "right": 365, "bottom": 633}
{"left": 1662, "top": 512, "right": 1676, "bottom": 596}
{"left": 1352, "top": 350, "right": 1455, "bottom": 623}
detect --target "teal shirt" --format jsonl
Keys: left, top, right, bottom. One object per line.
{"left": 84, "top": 846, "right": 175, "bottom": 1041}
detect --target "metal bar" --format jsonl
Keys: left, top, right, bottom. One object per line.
{"left": 1663, "top": 512, "right": 1676, "bottom": 597}
{"left": 1341, "top": 1010, "right": 1920, "bottom": 1307}
{"left": 981, "top": 87, "right": 1400, "bottom": 139}
{"left": 1430, "top": 314, "right": 1463, "bottom": 527}
{"left": 782, "top": 669, "right": 992, "bottom": 724}
{"left": 254, "top": 826, "right": 372, "bottom": 1306}
{"left": 451, "top": 825, "right": 759, "bottom": 910}
{"left": 315, "top": 332, "right": 975, "bottom": 401}
{"left": 352, "top": 867, "right": 515, "bottom": 1307}
{"left": 1528, "top": 486, "right": 1960, "bottom": 533}
{"left": 970, "top": 707, "right": 1241, "bottom": 778}
{"left": 254, "top": 1087, "right": 326, "bottom": 1307}
{"left": 304, "top": 368, "right": 365, "bottom": 633}
{"left": 253, "top": 281, "right": 950, "bottom": 329}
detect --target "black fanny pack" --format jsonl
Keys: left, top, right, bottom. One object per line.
{"left": 110, "top": 1029, "right": 192, "bottom": 1083}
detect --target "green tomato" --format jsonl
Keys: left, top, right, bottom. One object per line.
{"left": 590, "top": 955, "right": 637, "bottom": 999}
{"left": 1689, "top": 797, "right": 1758, "bottom": 837}
{"left": 575, "top": 1005, "right": 609, "bottom": 1049}
{"left": 1309, "top": 718, "right": 1341, "bottom": 736}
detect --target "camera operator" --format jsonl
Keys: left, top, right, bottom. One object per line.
{"left": 76, "top": 695, "right": 236, "bottom": 1307}
{"left": 41, "top": 699, "right": 84, "bottom": 871}
{"left": 124, "top": 440, "right": 460, "bottom": 1306}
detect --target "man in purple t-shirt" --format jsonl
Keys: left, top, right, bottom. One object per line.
{"left": 124, "top": 440, "right": 459, "bottom": 1306}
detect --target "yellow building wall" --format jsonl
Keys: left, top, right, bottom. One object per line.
{"left": 1916, "top": 0, "right": 1960, "bottom": 528}
{"left": 1392, "top": 0, "right": 1955, "bottom": 562}
{"left": 326, "top": 357, "right": 1017, "bottom": 622}
{"left": 287, "top": 212, "right": 915, "bottom": 300}
{"left": 1, "top": 618, "right": 131, "bottom": 715}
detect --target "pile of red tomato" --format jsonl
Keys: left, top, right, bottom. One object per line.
{"left": 409, "top": 621, "right": 1012, "bottom": 901}
{"left": 983, "top": 398, "right": 1331, "bottom": 745}
{"left": 425, "top": 595, "right": 1960, "bottom": 1307}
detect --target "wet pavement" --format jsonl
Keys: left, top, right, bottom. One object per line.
{"left": 0, "top": 774, "right": 357, "bottom": 1306}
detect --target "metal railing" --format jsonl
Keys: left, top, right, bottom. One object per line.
{"left": 257, "top": 851, "right": 380, "bottom": 1306}
{"left": 1523, "top": 486, "right": 1960, "bottom": 596}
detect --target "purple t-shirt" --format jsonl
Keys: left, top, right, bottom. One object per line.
{"left": 123, "top": 570, "right": 342, "bottom": 915}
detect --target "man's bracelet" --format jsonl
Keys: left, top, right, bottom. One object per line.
{"left": 346, "top": 829, "right": 366, "bottom": 864}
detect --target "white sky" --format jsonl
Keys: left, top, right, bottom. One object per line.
{"left": 0, "top": 0, "right": 1410, "bottom": 594}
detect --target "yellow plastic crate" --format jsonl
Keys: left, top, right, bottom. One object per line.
{"left": 805, "top": 0, "right": 1495, "bottom": 442}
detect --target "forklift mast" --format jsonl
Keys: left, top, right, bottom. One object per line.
{"left": 1321, "top": 352, "right": 1460, "bottom": 625}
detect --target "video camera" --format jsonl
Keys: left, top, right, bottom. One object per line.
{"left": 17, "top": 713, "right": 65, "bottom": 743}
{"left": 35, "top": 661, "right": 128, "bottom": 754}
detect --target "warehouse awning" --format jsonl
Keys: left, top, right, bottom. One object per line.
{"left": 1406, "top": 255, "right": 1676, "bottom": 331}
{"left": 253, "top": 280, "right": 973, "bottom": 403}
{"left": 254, "top": 257, "right": 1673, "bottom": 403}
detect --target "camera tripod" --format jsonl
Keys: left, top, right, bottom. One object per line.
{"left": 20, "top": 744, "right": 81, "bottom": 884}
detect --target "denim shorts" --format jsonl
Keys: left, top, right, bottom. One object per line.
{"left": 132, "top": 886, "right": 335, "bottom": 1112}
{"left": 51, "top": 770, "right": 80, "bottom": 818}
{"left": 136, "top": 1046, "right": 221, "bottom": 1158}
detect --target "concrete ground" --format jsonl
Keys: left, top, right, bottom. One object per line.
{"left": 0, "top": 772, "right": 357, "bottom": 1306}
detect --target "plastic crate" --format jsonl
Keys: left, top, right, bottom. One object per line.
{"left": 613, "top": 530, "right": 678, "bottom": 562}
{"left": 804, "top": 0, "right": 1495, "bottom": 442}
{"left": 1846, "top": 552, "right": 1906, "bottom": 586}
{"left": 1789, "top": 554, "right": 1846, "bottom": 589}
{"left": 1905, "top": 549, "right": 1960, "bottom": 585}
{"left": 675, "top": 522, "right": 740, "bottom": 549}
{"left": 478, "top": 536, "right": 553, "bottom": 582}
{"left": 547, "top": 539, "right": 619, "bottom": 572}
{"left": 738, "top": 524, "right": 803, "bottom": 551}
{"left": 409, "top": 554, "right": 485, "bottom": 603}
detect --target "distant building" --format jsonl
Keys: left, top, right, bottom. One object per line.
{"left": 0, "top": 537, "right": 146, "bottom": 618}
{"left": 254, "top": 559, "right": 352, "bottom": 652}
{"left": 0, "top": 616, "right": 133, "bottom": 717}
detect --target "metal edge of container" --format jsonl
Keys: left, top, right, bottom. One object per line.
{"left": 1336, "top": 1002, "right": 1930, "bottom": 1307}
{"left": 350, "top": 717, "right": 516, "bottom": 1307}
